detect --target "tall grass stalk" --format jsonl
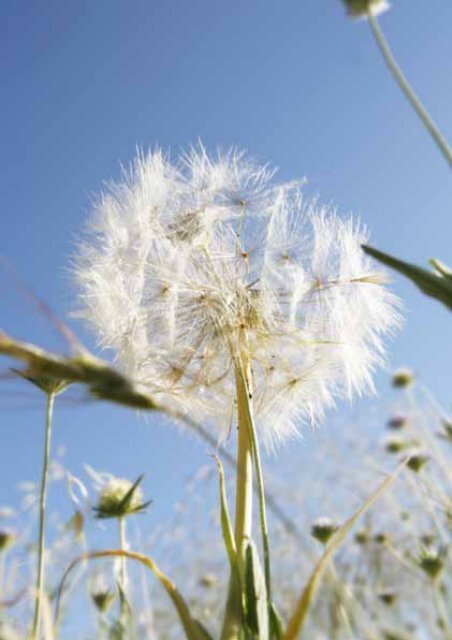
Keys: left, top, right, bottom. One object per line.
{"left": 367, "top": 11, "right": 452, "bottom": 167}
{"left": 31, "top": 390, "right": 56, "bottom": 639}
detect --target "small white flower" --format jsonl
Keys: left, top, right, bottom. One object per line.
{"left": 74, "top": 145, "right": 400, "bottom": 447}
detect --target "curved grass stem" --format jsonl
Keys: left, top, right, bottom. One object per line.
{"left": 367, "top": 12, "right": 452, "bottom": 167}
{"left": 31, "top": 391, "right": 56, "bottom": 639}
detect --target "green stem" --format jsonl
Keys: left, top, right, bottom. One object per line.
{"left": 235, "top": 362, "right": 272, "bottom": 609}
{"left": 433, "top": 582, "right": 451, "bottom": 640}
{"left": 31, "top": 391, "right": 55, "bottom": 640}
{"left": 328, "top": 562, "right": 356, "bottom": 640}
{"left": 118, "top": 517, "right": 128, "bottom": 593}
{"left": 367, "top": 12, "right": 452, "bottom": 167}
{"left": 234, "top": 362, "right": 254, "bottom": 576}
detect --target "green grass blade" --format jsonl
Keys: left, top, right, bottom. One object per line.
{"left": 213, "top": 455, "right": 238, "bottom": 573}
{"left": 244, "top": 540, "right": 269, "bottom": 640}
{"left": 214, "top": 454, "right": 244, "bottom": 640}
{"left": 235, "top": 361, "right": 274, "bottom": 632}
{"left": 283, "top": 463, "right": 406, "bottom": 640}
{"left": 55, "top": 549, "right": 213, "bottom": 640}
{"left": 269, "top": 603, "right": 285, "bottom": 640}
{"left": 363, "top": 245, "right": 452, "bottom": 311}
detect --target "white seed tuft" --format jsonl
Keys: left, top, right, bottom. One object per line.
{"left": 74, "top": 145, "right": 401, "bottom": 447}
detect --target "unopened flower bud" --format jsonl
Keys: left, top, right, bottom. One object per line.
{"left": 418, "top": 546, "right": 446, "bottom": 580}
{"left": 355, "top": 528, "right": 370, "bottom": 545}
{"left": 374, "top": 532, "right": 389, "bottom": 545}
{"left": 342, "top": 0, "right": 391, "bottom": 19}
{"left": 311, "top": 518, "right": 339, "bottom": 545}
{"left": 406, "top": 450, "right": 429, "bottom": 473}
{"left": 387, "top": 416, "right": 407, "bottom": 430}
{"left": 91, "top": 589, "right": 115, "bottom": 613}
{"left": 438, "top": 419, "right": 452, "bottom": 442}
{"left": 392, "top": 368, "right": 414, "bottom": 389}
{"left": 0, "top": 528, "right": 15, "bottom": 552}
{"left": 199, "top": 573, "right": 217, "bottom": 588}
{"left": 378, "top": 589, "right": 397, "bottom": 606}
{"left": 384, "top": 437, "right": 407, "bottom": 454}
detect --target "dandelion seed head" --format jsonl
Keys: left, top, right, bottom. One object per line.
{"left": 74, "top": 145, "right": 400, "bottom": 447}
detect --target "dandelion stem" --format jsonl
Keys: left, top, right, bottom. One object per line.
{"left": 234, "top": 360, "right": 253, "bottom": 572}
{"left": 235, "top": 361, "right": 273, "bottom": 612}
{"left": 367, "top": 12, "right": 452, "bottom": 167}
{"left": 221, "top": 358, "right": 255, "bottom": 640}
{"left": 31, "top": 390, "right": 55, "bottom": 640}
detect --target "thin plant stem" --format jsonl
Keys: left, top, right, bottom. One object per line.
{"left": 367, "top": 12, "right": 452, "bottom": 167}
{"left": 31, "top": 391, "right": 56, "bottom": 640}
{"left": 0, "top": 550, "right": 5, "bottom": 618}
{"left": 433, "top": 582, "right": 450, "bottom": 640}
{"left": 118, "top": 517, "right": 128, "bottom": 592}
{"left": 328, "top": 562, "right": 356, "bottom": 640}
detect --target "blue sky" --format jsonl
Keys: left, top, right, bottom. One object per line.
{"left": 0, "top": 0, "right": 451, "bottom": 624}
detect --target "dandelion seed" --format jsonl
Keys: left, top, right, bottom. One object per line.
{"left": 74, "top": 145, "right": 400, "bottom": 447}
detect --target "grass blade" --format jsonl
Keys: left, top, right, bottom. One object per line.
{"left": 362, "top": 245, "right": 452, "bottom": 311}
{"left": 55, "top": 549, "right": 213, "bottom": 640}
{"left": 283, "top": 463, "right": 406, "bottom": 640}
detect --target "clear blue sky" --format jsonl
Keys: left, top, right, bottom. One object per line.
{"left": 0, "top": 0, "right": 451, "bottom": 605}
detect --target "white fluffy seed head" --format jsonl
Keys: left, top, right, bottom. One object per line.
{"left": 74, "top": 145, "right": 400, "bottom": 448}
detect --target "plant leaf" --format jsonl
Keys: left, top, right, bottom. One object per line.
{"left": 283, "top": 463, "right": 406, "bottom": 640}
{"left": 55, "top": 549, "right": 213, "bottom": 640}
{"left": 235, "top": 360, "right": 273, "bottom": 629}
{"left": 244, "top": 540, "right": 269, "bottom": 640}
{"left": 269, "top": 603, "right": 285, "bottom": 640}
{"left": 430, "top": 258, "right": 452, "bottom": 280}
{"left": 115, "top": 580, "right": 135, "bottom": 640}
{"left": 362, "top": 245, "right": 452, "bottom": 311}
{"left": 214, "top": 454, "right": 244, "bottom": 640}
